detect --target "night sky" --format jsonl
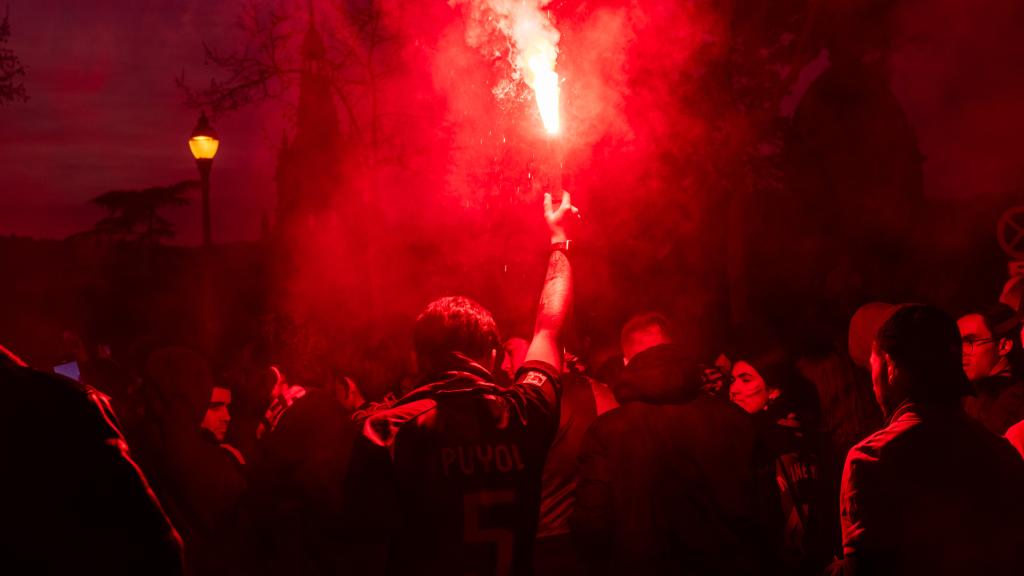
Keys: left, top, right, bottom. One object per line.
{"left": 2, "top": 0, "right": 1024, "bottom": 244}
{"left": 0, "top": 0, "right": 283, "bottom": 244}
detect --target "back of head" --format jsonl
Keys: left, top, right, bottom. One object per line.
{"left": 621, "top": 312, "right": 675, "bottom": 364}
{"left": 875, "top": 304, "right": 968, "bottom": 406}
{"left": 414, "top": 296, "right": 500, "bottom": 374}
{"left": 615, "top": 343, "right": 702, "bottom": 404}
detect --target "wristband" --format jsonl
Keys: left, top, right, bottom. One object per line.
{"left": 550, "top": 240, "right": 572, "bottom": 254}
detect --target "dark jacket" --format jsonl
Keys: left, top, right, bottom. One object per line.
{"left": 131, "top": 348, "right": 246, "bottom": 575}
{"left": 0, "top": 350, "right": 183, "bottom": 575}
{"left": 537, "top": 373, "right": 618, "bottom": 539}
{"left": 964, "top": 373, "right": 1024, "bottom": 435}
{"left": 572, "top": 344, "right": 780, "bottom": 575}
{"left": 534, "top": 372, "right": 618, "bottom": 576}
{"left": 245, "top": 388, "right": 359, "bottom": 575}
{"left": 831, "top": 401, "right": 1024, "bottom": 575}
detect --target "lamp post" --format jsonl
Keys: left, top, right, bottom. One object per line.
{"left": 189, "top": 111, "right": 219, "bottom": 247}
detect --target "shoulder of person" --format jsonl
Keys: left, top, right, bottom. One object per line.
{"left": 1004, "top": 378, "right": 1024, "bottom": 398}
{"left": 845, "top": 418, "right": 918, "bottom": 470}
{"left": 588, "top": 378, "right": 619, "bottom": 415}
{"left": 514, "top": 360, "right": 561, "bottom": 388}
{"left": 584, "top": 401, "right": 642, "bottom": 442}
{"left": 20, "top": 367, "right": 124, "bottom": 439}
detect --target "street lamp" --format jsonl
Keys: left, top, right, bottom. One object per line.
{"left": 189, "top": 111, "right": 219, "bottom": 247}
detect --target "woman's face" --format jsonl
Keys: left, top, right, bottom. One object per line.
{"left": 730, "top": 360, "right": 769, "bottom": 414}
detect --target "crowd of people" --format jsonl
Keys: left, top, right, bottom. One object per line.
{"left": 3, "top": 191, "right": 1024, "bottom": 575}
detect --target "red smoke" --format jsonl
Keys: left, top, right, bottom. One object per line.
{"left": 264, "top": 0, "right": 735, "bottom": 382}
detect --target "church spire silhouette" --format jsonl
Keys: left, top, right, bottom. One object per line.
{"left": 274, "top": 0, "right": 342, "bottom": 226}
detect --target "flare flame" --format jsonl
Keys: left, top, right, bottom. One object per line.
{"left": 453, "top": 0, "right": 561, "bottom": 134}
{"left": 528, "top": 55, "right": 560, "bottom": 134}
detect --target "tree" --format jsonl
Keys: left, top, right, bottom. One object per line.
{"left": 177, "top": 0, "right": 400, "bottom": 164}
{"left": 81, "top": 181, "right": 198, "bottom": 244}
{"left": 1, "top": 5, "right": 28, "bottom": 104}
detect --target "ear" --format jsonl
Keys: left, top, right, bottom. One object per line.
{"left": 885, "top": 352, "right": 898, "bottom": 383}
{"left": 489, "top": 348, "right": 498, "bottom": 372}
{"left": 999, "top": 337, "right": 1014, "bottom": 357}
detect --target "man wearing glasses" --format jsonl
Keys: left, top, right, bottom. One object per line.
{"left": 957, "top": 303, "right": 1024, "bottom": 435}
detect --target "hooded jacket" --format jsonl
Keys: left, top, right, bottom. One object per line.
{"left": 572, "top": 344, "right": 780, "bottom": 575}
{"left": 132, "top": 347, "right": 245, "bottom": 575}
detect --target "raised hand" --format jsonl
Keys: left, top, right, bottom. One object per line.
{"left": 544, "top": 190, "right": 579, "bottom": 244}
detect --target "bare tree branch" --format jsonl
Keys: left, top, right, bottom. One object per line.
{"left": 177, "top": 1, "right": 404, "bottom": 165}
{"left": 0, "top": 5, "right": 28, "bottom": 104}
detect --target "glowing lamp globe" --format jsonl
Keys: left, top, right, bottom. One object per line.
{"left": 189, "top": 111, "right": 219, "bottom": 160}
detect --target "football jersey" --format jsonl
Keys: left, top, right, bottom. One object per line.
{"left": 344, "top": 356, "right": 561, "bottom": 576}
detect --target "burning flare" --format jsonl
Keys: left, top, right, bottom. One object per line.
{"left": 528, "top": 55, "right": 560, "bottom": 135}
{"left": 454, "top": 0, "right": 561, "bottom": 134}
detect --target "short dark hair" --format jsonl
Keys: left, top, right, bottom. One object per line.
{"left": 621, "top": 312, "right": 675, "bottom": 344}
{"left": 414, "top": 296, "right": 500, "bottom": 370}
{"left": 875, "top": 304, "right": 968, "bottom": 405}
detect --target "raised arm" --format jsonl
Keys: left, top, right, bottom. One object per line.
{"left": 524, "top": 190, "right": 577, "bottom": 370}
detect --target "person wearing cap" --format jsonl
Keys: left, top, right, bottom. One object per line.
{"left": 957, "top": 303, "right": 1024, "bottom": 434}
{"left": 829, "top": 304, "right": 1024, "bottom": 575}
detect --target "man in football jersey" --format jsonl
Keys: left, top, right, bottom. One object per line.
{"left": 342, "top": 191, "right": 578, "bottom": 575}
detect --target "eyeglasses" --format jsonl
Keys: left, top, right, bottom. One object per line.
{"left": 962, "top": 338, "right": 995, "bottom": 354}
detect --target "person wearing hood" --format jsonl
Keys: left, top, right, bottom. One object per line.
{"left": 571, "top": 313, "right": 781, "bottom": 575}
{"left": 132, "top": 347, "right": 246, "bottom": 575}
{"left": 729, "top": 347, "right": 827, "bottom": 574}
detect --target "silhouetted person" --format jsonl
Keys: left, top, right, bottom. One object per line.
{"left": 572, "top": 314, "right": 780, "bottom": 575}
{"left": 958, "top": 304, "right": 1024, "bottom": 434}
{"left": 829, "top": 304, "right": 1024, "bottom": 575}
{"left": 729, "top": 350, "right": 827, "bottom": 573}
{"left": 245, "top": 371, "right": 363, "bottom": 575}
{"left": 132, "top": 347, "right": 246, "bottom": 576}
{"left": 342, "top": 191, "right": 577, "bottom": 575}
{"left": 0, "top": 344, "right": 183, "bottom": 575}
{"left": 533, "top": 356, "right": 618, "bottom": 576}
{"left": 221, "top": 347, "right": 280, "bottom": 463}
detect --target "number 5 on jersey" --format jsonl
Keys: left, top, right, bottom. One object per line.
{"left": 463, "top": 490, "right": 515, "bottom": 576}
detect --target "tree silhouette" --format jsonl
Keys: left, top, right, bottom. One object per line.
{"left": 177, "top": 0, "right": 400, "bottom": 164}
{"left": 83, "top": 181, "right": 198, "bottom": 244}
{"left": 1, "top": 5, "right": 28, "bottom": 104}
